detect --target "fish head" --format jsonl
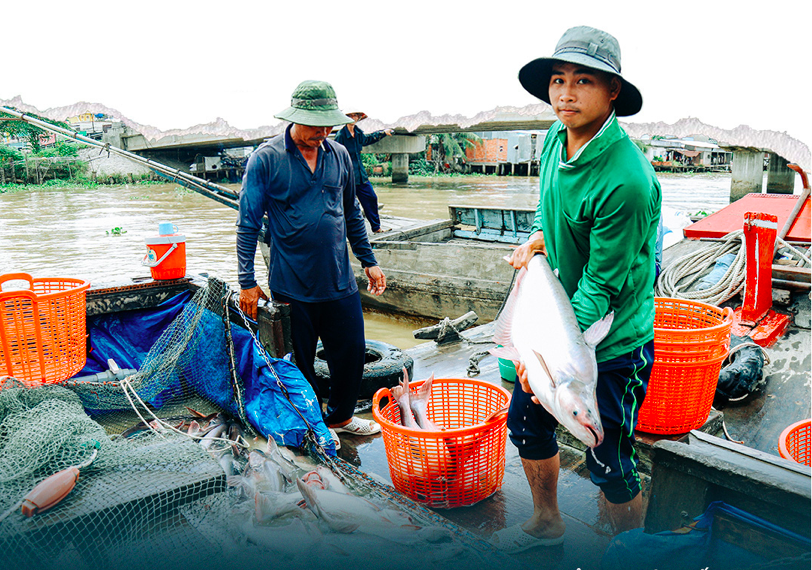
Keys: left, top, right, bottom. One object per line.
{"left": 553, "top": 380, "right": 604, "bottom": 448}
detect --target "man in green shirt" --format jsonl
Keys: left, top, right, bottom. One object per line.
{"left": 491, "top": 26, "right": 661, "bottom": 553}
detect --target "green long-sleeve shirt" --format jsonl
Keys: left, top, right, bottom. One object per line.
{"left": 531, "top": 113, "right": 661, "bottom": 362}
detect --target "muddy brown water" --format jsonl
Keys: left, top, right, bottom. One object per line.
{"left": 1, "top": 172, "right": 743, "bottom": 349}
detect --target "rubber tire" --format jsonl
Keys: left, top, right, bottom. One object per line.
{"left": 314, "top": 339, "right": 414, "bottom": 400}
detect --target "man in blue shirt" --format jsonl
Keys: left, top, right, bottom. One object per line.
{"left": 237, "top": 80, "right": 387, "bottom": 446}
{"left": 334, "top": 110, "right": 393, "bottom": 233}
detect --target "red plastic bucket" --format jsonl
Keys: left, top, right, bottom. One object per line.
{"left": 142, "top": 231, "right": 186, "bottom": 280}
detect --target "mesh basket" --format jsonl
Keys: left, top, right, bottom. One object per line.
{"left": 0, "top": 273, "right": 90, "bottom": 387}
{"left": 372, "top": 378, "right": 510, "bottom": 508}
{"left": 637, "top": 298, "right": 734, "bottom": 435}
{"left": 778, "top": 419, "right": 811, "bottom": 466}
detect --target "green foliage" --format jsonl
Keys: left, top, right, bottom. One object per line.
{"left": 0, "top": 108, "right": 72, "bottom": 153}
{"left": 409, "top": 157, "right": 435, "bottom": 176}
{"left": 361, "top": 153, "right": 380, "bottom": 167}
{"left": 428, "top": 132, "right": 482, "bottom": 162}
{"left": 0, "top": 144, "right": 23, "bottom": 162}
{"left": 36, "top": 142, "right": 80, "bottom": 158}
{"left": 106, "top": 227, "right": 127, "bottom": 236}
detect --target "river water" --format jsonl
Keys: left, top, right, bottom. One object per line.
{"left": 0, "top": 172, "right": 798, "bottom": 349}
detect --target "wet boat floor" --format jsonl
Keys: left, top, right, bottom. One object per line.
{"left": 336, "top": 327, "right": 631, "bottom": 569}
{"left": 334, "top": 286, "right": 811, "bottom": 569}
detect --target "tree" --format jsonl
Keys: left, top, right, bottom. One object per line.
{"left": 427, "top": 132, "right": 482, "bottom": 172}
{"left": 0, "top": 108, "right": 71, "bottom": 153}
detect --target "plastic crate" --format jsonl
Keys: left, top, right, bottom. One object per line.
{"left": 0, "top": 273, "right": 90, "bottom": 387}
{"left": 373, "top": 378, "right": 510, "bottom": 508}
{"left": 637, "top": 298, "right": 734, "bottom": 434}
{"left": 779, "top": 419, "right": 811, "bottom": 466}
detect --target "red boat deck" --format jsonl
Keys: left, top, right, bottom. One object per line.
{"left": 684, "top": 193, "right": 811, "bottom": 242}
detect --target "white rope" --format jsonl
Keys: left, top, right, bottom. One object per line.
{"left": 655, "top": 230, "right": 747, "bottom": 305}
{"left": 656, "top": 230, "right": 810, "bottom": 306}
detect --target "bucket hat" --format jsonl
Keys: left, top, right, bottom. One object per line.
{"left": 518, "top": 26, "right": 642, "bottom": 116}
{"left": 274, "top": 80, "right": 353, "bottom": 127}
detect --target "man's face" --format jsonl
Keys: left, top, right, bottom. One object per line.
{"left": 347, "top": 113, "right": 363, "bottom": 123}
{"left": 548, "top": 62, "right": 620, "bottom": 133}
{"left": 291, "top": 124, "right": 333, "bottom": 148}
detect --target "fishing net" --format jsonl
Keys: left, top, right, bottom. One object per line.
{"left": 0, "top": 378, "right": 229, "bottom": 570}
{"left": 0, "top": 276, "right": 522, "bottom": 570}
{"left": 64, "top": 277, "right": 251, "bottom": 434}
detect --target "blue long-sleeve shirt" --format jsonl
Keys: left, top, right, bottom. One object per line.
{"left": 236, "top": 125, "right": 377, "bottom": 302}
{"left": 334, "top": 125, "right": 387, "bottom": 185}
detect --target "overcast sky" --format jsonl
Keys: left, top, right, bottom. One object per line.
{"left": 5, "top": 0, "right": 810, "bottom": 147}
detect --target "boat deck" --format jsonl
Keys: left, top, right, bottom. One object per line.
{"left": 339, "top": 237, "right": 811, "bottom": 567}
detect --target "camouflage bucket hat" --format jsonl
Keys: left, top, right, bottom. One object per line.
{"left": 274, "top": 80, "right": 353, "bottom": 127}
{"left": 518, "top": 26, "right": 643, "bottom": 117}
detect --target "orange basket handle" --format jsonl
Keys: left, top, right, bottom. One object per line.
{"left": 0, "top": 273, "right": 33, "bottom": 292}
{"left": 721, "top": 306, "right": 735, "bottom": 323}
{"left": 372, "top": 386, "right": 393, "bottom": 412}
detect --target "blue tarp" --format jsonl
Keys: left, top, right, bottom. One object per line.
{"left": 76, "top": 292, "right": 335, "bottom": 455}
{"left": 602, "top": 501, "right": 810, "bottom": 570}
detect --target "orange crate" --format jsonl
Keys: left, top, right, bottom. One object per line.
{"left": 637, "top": 298, "right": 734, "bottom": 434}
{"left": 779, "top": 419, "right": 811, "bottom": 466}
{"left": 0, "top": 273, "right": 90, "bottom": 387}
{"left": 373, "top": 378, "right": 510, "bottom": 508}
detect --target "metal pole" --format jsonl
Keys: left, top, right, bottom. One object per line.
{"left": 0, "top": 106, "right": 240, "bottom": 209}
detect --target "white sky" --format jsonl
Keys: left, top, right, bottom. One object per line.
{"left": 5, "top": 0, "right": 811, "bottom": 147}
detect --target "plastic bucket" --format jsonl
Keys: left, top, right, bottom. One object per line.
{"left": 142, "top": 233, "right": 186, "bottom": 280}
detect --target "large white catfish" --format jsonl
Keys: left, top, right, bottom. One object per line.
{"left": 490, "top": 254, "right": 613, "bottom": 448}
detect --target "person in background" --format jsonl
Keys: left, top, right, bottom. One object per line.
{"left": 334, "top": 110, "right": 393, "bottom": 233}
{"left": 236, "top": 80, "right": 387, "bottom": 450}
{"left": 490, "top": 26, "right": 661, "bottom": 554}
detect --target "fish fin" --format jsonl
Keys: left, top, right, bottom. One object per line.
{"left": 532, "top": 349, "right": 556, "bottom": 388}
{"left": 583, "top": 311, "right": 615, "bottom": 349}
{"left": 489, "top": 346, "right": 521, "bottom": 361}
{"left": 493, "top": 267, "right": 526, "bottom": 347}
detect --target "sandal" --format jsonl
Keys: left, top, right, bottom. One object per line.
{"left": 490, "top": 524, "right": 564, "bottom": 554}
{"left": 331, "top": 416, "right": 381, "bottom": 436}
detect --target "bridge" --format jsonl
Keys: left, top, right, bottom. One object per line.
{"left": 101, "top": 105, "right": 808, "bottom": 201}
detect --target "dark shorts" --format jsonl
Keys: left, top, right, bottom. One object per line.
{"left": 507, "top": 341, "right": 654, "bottom": 504}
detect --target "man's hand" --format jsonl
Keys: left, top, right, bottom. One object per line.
{"left": 239, "top": 286, "right": 269, "bottom": 320}
{"left": 515, "top": 360, "right": 541, "bottom": 405}
{"left": 384, "top": 129, "right": 394, "bottom": 136}
{"left": 365, "top": 266, "right": 387, "bottom": 296}
{"left": 507, "top": 231, "right": 547, "bottom": 270}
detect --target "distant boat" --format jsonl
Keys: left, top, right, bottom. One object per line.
{"left": 349, "top": 205, "right": 535, "bottom": 322}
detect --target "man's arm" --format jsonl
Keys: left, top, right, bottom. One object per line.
{"left": 236, "top": 151, "right": 270, "bottom": 318}
{"left": 358, "top": 129, "right": 392, "bottom": 147}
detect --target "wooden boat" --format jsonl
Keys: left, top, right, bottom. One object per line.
{"left": 348, "top": 205, "right": 537, "bottom": 322}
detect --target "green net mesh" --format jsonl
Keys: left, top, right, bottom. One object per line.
{"left": 0, "top": 278, "right": 520, "bottom": 570}
{"left": 0, "top": 378, "right": 228, "bottom": 570}
{"left": 63, "top": 278, "right": 249, "bottom": 435}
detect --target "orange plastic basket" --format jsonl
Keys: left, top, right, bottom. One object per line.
{"left": 0, "top": 273, "right": 90, "bottom": 387}
{"left": 637, "top": 298, "right": 734, "bottom": 434}
{"left": 778, "top": 419, "right": 811, "bottom": 466}
{"left": 372, "top": 378, "right": 511, "bottom": 508}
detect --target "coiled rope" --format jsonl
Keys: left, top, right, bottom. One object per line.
{"left": 656, "top": 230, "right": 810, "bottom": 305}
